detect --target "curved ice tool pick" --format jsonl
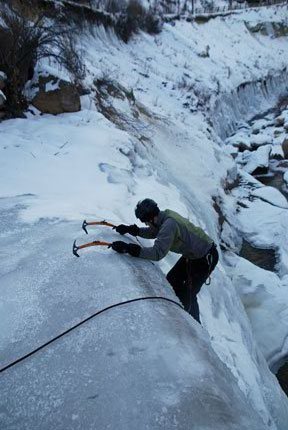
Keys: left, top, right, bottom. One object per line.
{"left": 82, "top": 219, "right": 115, "bottom": 234}
{"left": 73, "top": 240, "right": 112, "bottom": 257}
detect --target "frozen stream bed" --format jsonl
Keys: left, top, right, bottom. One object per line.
{"left": 221, "top": 103, "right": 288, "bottom": 382}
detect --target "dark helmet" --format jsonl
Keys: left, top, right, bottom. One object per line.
{"left": 135, "top": 199, "right": 159, "bottom": 222}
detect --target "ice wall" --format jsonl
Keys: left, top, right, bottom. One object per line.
{"left": 0, "top": 197, "right": 276, "bottom": 430}
{"left": 210, "top": 68, "right": 288, "bottom": 139}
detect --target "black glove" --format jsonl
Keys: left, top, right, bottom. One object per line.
{"left": 126, "top": 243, "right": 141, "bottom": 257}
{"left": 110, "top": 241, "right": 128, "bottom": 253}
{"left": 113, "top": 224, "right": 140, "bottom": 236}
{"left": 110, "top": 241, "right": 141, "bottom": 257}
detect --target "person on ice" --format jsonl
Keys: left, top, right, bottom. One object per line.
{"left": 111, "top": 198, "right": 218, "bottom": 324}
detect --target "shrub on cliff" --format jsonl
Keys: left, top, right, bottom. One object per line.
{"left": 0, "top": 7, "right": 85, "bottom": 117}
{"left": 115, "top": 0, "right": 162, "bottom": 43}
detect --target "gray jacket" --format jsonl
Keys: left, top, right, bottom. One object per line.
{"left": 138, "top": 209, "right": 213, "bottom": 261}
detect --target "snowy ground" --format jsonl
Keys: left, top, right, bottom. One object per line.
{"left": 1, "top": 4, "right": 288, "bottom": 429}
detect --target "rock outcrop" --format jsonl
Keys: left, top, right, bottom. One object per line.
{"left": 32, "top": 75, "right": 81, "bottom": 115}
{"left": 0, "top": 72, "right": 6, "bottom": 91}
{"left": 0, "top": 72, "right": 7, "bottom": 119}
{"left": 282, "top": 138, "right": 288, "bottom": 159}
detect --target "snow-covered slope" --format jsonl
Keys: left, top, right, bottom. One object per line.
{"left": 1, "top": 4, "right": 288, "bottom": 429}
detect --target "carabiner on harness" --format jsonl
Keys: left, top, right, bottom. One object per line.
{"left": 205, "top": 244, "right": 215, "bottom": 285}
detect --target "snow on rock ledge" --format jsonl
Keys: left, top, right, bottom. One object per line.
{"left": 250, "top": 186, "right": 288, "bottom": 209}
{"left": 282, "top": 138, "right": 288, "bottom": 158}
{"left": 240, "top": 145, "right": 271, "bottom": 175}
{"left": 225, "top": 253, "right": 288, "bottom": 373}
{"left": 284, "top": 171, "right": 288, "bottom": 186}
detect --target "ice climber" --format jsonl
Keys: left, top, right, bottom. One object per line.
{"left": 110, "top": 198, "right": 218, "bottom": 324}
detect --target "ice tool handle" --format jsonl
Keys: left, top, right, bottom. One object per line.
{"left": 82, "top": 219, "right": 115, "bottom": 234}
{"left": 73, "top": 240, "right": 112, "bottom": 257}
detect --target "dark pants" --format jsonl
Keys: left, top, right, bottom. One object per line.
{"left": 166, "top": 244, "right": 219, "bottom": 324}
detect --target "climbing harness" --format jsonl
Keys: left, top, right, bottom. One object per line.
{"left": 205, "top": 243, "right": 216, "bottom": 286}
{"left": 186, "top": 258, "right": 194, "bottom": 313}
{"left": 0, "top": 296, "right": 184, "bottom": 375}
{"left": 185, "top": 243, "right": 215, "bottom": 312}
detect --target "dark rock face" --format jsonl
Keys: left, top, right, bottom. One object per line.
{"left": 282, "top": 139, "right": 288, "bottom": 159}
{"left": 0, "top": 72, "right": 6, "bottom": 116}
{"left": 245, "top": 21, "right": 288, "bottom": 38}
{"left": 240, "top": 240, "right": 277, "bottom": 272}
{"left": 277, "top": 362, "right": 288, "bottom": 397}
{"left": 32, "top": 75, "right": 81, "bottom": 115}
{"left": 256, "top": 166, "right": 288, "bottom": 200}
{"left": 278, "top": 161, "right": 288, "bottom": 169}
{"left": 0, "top": 91, "right": 5, "bottom": 107}
{"left": 270, "top": 152, "right": 284, "bottom": 161}
{"left": 252, "top": 166, "right": 269, "bottom": 176}
{"left": 245, "top": 22, "right": 269, "bottom": 35}
{"left": 0, "top": 73, "right": 6, "bottom": 91}
{"left": 275, "top": 116, "right": 285, "bottom": 127}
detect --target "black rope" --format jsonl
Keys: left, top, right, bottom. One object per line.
{"left": 0, "top": 296, "right": 184, "bottom": 375}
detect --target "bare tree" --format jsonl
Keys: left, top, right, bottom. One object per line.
{"left": 0, "top": 7, "right": 85, "bottom": 117}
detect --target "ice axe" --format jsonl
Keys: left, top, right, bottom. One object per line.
{"left": 82, "top": 219, "right": 115, "bottom": 234}
{"left": 73, "top": 239, "right": 112, "bottom": 257}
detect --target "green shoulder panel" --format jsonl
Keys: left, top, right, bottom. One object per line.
{"left": 164, "top": 209, "right": 211, "bottom": 244}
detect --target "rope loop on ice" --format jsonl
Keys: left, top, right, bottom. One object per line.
{"left": 0, "top": 296, "right": 184, "bottom": 374}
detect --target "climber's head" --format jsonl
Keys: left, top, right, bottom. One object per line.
{"left": 135, "top": 199, "right": 160, "bottom": 224}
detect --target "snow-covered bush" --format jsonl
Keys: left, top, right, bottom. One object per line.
{"left": 145, "top": 7, "right": 163, "bottom": 33}
{"left": 0, "top": 7, "right": 85, "bottom": 118}
{"left": 200, "top": 0, "right": 215, "bottom": 12}
{"left": 105, "top": 0, "right": 127, "bottom": 13}
{"left": 115, "top": 0, "right": 162, "bottom": 42}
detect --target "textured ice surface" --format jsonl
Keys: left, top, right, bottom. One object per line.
{"left": 0, "top": 197, "right": 283, "bottom": 430}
